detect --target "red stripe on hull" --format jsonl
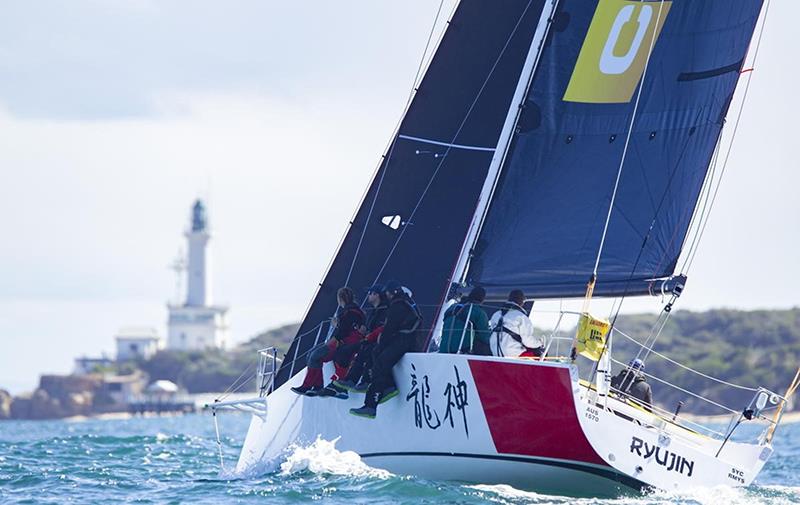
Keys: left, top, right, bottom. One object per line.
{"left": 468, "top": 360, "right": 605, "bottom": 466}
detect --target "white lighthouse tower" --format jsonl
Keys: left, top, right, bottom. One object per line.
{"left": 167, "top": 200, "right": 229, "bottom": 350}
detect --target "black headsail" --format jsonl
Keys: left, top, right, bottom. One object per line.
{"left": 274, "top": 0, "right": 550, "bottom": 388}
{"left": 465, "top": 0, "right": 765, "bottom": 299}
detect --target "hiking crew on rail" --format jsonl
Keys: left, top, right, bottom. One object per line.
{"left": 350, "top": 281, "right": 422, "bottom": 419}
{"left": 332, "top": 284, "right": 390, "bottom": 397}
{"left": 291, "top": 284, "right": 553, "bottom": 412}
{"left": 291, "top": 287, "right": 365, "bottom": 397}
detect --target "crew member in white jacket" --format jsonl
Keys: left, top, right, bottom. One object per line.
{"left": 488, "top": 289, "right": 545, "bottom": 358}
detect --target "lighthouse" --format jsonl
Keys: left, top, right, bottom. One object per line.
{"left": 167, "top": 199, "right": 229, "bottom": 350}
{"left": 186, "top": 200, "right": 211, "bottom": 306}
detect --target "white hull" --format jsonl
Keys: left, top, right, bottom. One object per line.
{"left": 234, "top": 354, "right": 772, "bottom": 497}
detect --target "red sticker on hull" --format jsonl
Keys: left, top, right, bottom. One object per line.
{"left": 468, "top": 360, "right": 605, "bottom": 466}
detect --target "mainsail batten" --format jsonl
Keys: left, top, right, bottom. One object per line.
{"left": 274, "top": 0, "right": 550, "bottom": 389}
{"left": 465, "top": 0, "right": 765, "bottom": 300}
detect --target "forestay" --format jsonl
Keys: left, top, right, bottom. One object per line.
{"left": 274, "top": 1, "right": 549, "bottom": 389}
{"left": 466, "top": 0, "right": 764, "bottom": 299}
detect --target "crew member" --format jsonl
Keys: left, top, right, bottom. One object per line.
{"left": 439, "top": 287, "right": 491, "bottom": 355}
{"left": 350, "top": 281, "right": 421, "bottom": 419}
{"left": 489, "top": 289, "right": 543, "bottom": 358}
{"left": 291, "top": 287, "right": 365, "bottom": 397}
{"left": 610, "top": 358, "right": 653, "bottom": 410}
{"left": 333, "top": 284, "right": 389, "bottom": 394}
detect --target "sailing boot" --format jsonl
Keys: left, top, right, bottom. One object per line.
{"left": 349, "top": 405, "right": 376, "bottom": 418}
{"left": 332, "top": 378, "right": 358, "bottom": 391}
{"left": 350, "top": 387, "right": 380, "bottom": 419}
{"left": 352, "top": 369, "right": 372, "bottom": 393}
{"left": 318, "top": 383, "right": 349, "bottom": 399}
{"left": 352, "top": 380, "right": 370, "bottom": 393}
{"left": 291, "top": 368, "right": 324, "bottom": 396}
{"left": 378, "top": 386, "right": 399, "bottom": 404}
{"left": 291, "top": 385, "right": 324, "bottom": 396}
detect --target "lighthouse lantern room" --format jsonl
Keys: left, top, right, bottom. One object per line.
{"left": 167, "top": 200, "right": 229, "bottom": 350}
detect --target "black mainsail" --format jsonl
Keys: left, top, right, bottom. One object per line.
{"left": 275, "top": 0, "right": 552, "bottom": 388}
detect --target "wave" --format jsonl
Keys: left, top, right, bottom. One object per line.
{"left": 280, "top": 437, "right": 392, "bottom": 479}
{"left": 467, "top": 482, "right": 800, "bottom": 504}
{"left": 278, "top": 437, "right": 392, "bottom": 479}
{"left": 219, "top": 436, "right": 394, "bottom": 481}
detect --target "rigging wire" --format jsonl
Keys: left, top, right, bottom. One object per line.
{"left": 344, "top": 0, "right": 448, "bottom": 286}
{"left": 597, "top": 0, "right": 771, "bottom": 386}
{"left": 613, "top": 327, "right": 759, "bottom": 392}
{"left": 608, "top": 356, "right": 741, "bottom": 415}
{"left": 676, "top": 136, "right": 723, "bottom": 273}
{"left": 215, "top": 363, "right": 255, "bottom": 403}
{"left": 579, "top": 0, "right": 668, "bottom": 371}
{"left": 590, "top": 0, "right": 667, "bottom": 279}
{"left": 453, "top": 0, "right": 562, "bottom": 288}
{"left": 680, "top": 0, "right": 772, "bottom": 274}
{"left": 370, "top": 0, "right": 539, "bottom": 287}
{"left": 277, "top": 1, "right": 451, "bottom": 383}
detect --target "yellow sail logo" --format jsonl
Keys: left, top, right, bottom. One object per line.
{"left": 563, "top": 0, "right": 671, "bottom": 104}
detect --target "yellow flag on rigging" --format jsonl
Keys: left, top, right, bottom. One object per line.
{"left": 575, "top": 313, "right": 610, "bottom": 361}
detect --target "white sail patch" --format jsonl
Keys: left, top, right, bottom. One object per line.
{"left": 381, "top": 215, "right": 402, "bottom": 230}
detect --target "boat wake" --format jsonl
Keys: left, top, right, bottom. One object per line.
{"left": 278, "top": 437, "right": 392, "bottom": 479}
{"left": 468, "top": 482, "right": 800, "bottom": 504}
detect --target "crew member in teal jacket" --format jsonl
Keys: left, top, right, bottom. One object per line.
{"left": 438, "top": 287, "right": 491, "bottom": 355}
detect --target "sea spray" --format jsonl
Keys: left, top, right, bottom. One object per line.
{"left": 0, "top": 415, "right": 798, "bottom": 504}
{"left": 279, "top": 437, "right": 391, "bottom": 478}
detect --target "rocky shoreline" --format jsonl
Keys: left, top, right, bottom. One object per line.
{"left": 0, "top": 371, "right": 195, "bottom": 420}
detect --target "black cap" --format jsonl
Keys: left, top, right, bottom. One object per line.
{"left": 508, "top": 289, "right": 525, "bottom": 306}
{"left": 384, "top": 280, "right": 403, "bottom": 294}
{"left": 366, "top": 284, "right": 384, "bottom": 294}
{"left": 467, "top": 287, "right": 486, "bottom": 303}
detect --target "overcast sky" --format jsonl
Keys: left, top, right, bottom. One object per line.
{"left": 1, "top": 1, "right": 797, "bottom": 393}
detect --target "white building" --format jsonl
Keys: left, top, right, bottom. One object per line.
{"left": 167, "top": 200, "right": 229, "bottom": 351}
{"left": 73, "top": 355, "right": 114, "bottom": 375}
{"left": 115, "top": 327, "right": 162, "bottom": 361}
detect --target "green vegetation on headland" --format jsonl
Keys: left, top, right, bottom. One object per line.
{"left": 0, "top": 323, "right": 299, "bottom": 420}
{"left": 126, "top": 308, "right": 800, "bottom": 415}
{"left": 1, "top": 309, "right": 798, "bottom": 419}
{"left": 137, "top": 323, "right": 299, "bottom": 394}
{"left": 608, "top": 308, "right": 800, "bottom": 415}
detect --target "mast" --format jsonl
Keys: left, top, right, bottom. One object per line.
{"left": 275, "top": 1, "right": 547, "bottom": 388}
{"left": 451, "top": 0, "right": 561, "bottom": 290}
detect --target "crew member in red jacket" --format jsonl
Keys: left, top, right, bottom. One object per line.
{"left": 291, "top": 287, "right": 365, "bottom": 397}
{"left": 333, "top": 284, "right": 389, "bottom": 394}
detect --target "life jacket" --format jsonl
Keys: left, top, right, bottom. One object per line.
{"left": 334, "top": 303, "right": 365, "bottom": 344}
{"left": 492, "top": 302, "right": 538, "bottom": 357}
{"left": 397, "top": 297, "right": 422, "bottom": 336}
{"left": 445, "top": 301, "right": 491, "bottom": 355}
{"left": 391, "top": 295, "right": 423, "bottom": 349}
{"left": 366, "top": 302, "right": 389, "bottom": 331}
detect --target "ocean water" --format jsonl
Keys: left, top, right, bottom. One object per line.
{"left": 1, "top": 413, "right": 798, "bottom": 504}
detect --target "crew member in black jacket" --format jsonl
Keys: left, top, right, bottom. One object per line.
{"left": 333, "top": 284, "right": 389, "bottom": 394}
{"left": 350, "top": 281, "right": 421, "bottom": 419}
{"left": 610, "top": 358, "right": 653, "bottom": 411}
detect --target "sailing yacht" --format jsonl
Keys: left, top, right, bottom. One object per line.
{"left": 213, "top": 0, "right": 795, "bottom": 496}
